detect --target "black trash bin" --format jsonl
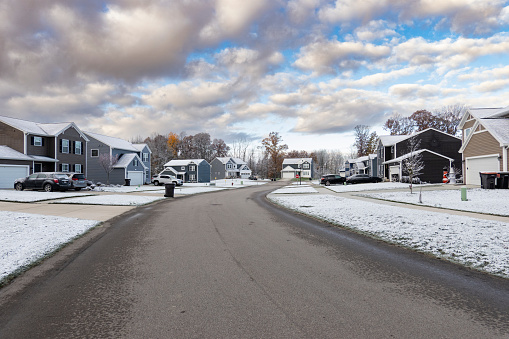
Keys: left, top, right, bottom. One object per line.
{"left": 124, "top": 178, "right": 131, "bottom": 186}
{"left": 164, "top": 182, "right": 175, "bottom": 197}
{"left": 496, "top": 172, "right": 509, "bottom": 189}
{"left": 480, "top": 172, "right": 496, "bottom": 189}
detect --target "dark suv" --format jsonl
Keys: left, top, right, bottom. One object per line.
{"left": 14, "top": 172, "right": 72, "bottom": 192}
{"left": 320, "top": 174, "right": 346, "bottom": 186}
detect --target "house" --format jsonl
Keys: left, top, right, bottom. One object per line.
{"left": 0, "top": 115, "right": 88, "bottom": 188}
{"left": 210, "top": 157, "right": 252, "bottom": 179}
{"left": 163, "top": 159, "right": 211, "bottom": 183}
{"left": 377, "top": 128, "right": 461, "bottom": 183}
{"left": 84, "top": 131, "right": 148, "bottom": 185}
{"left": 458, "top": 107, "right": 509, "bottom": 185}
{"left": 133, "top": 143, "right": 152, "bottom": 184}
{"left": 345, "top": 154, "right": 377, "bottom": 177}
{"left": 281, "top": 158, "right": 314, "bottom": 179}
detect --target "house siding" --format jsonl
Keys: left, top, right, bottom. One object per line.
{"left": 85, "top": 135, "right": 113, "bottom": 183}
{"left": 463, "top": 131, "right": 502, "bottom": 171}
{"left": 197, "top": 161, "right": 211, "bottom": 182}
{"left": 0, "top": 122, "right": 25, "bottom": 153}
{"left": 396, "top": 130, "right": 461, "bottom": 164}
{"left": 56, "top": 127, "right": 87, "bottom": 173}
{"left": 210, "top": 158, "right": 226, "bottom": 179}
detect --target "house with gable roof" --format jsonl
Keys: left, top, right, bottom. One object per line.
{"left": 210, "top": 157, "right": 252, "bottom": 180}
{"left": 163, "top": 159, "right": 210, "bottom": 183}
{"left": 0, "top": 115, "right": 89, "bottom": 188}
{"left": 345, "top": 155, "right": 377, "bottom": 177}
{"left": 133, "top": 143, "right": 152, "bottom": 184}
{"left": 281, "top": 158, "right": 314, "bottom": 179}
{"left": 458, "top": 106, "right": 509, "bottom": 185}
{"left": 376, "top": 128, "right": 461, "bottom": 183}
{"left": 84, "top": 131, "right": 149, "bottom": 185}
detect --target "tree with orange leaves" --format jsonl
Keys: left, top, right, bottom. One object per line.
{"left": 167, "top": 132, "right": 180, "bottom": 158}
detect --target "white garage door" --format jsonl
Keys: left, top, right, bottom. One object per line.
{"left": 127, "top": 171, "right": 144, "bottom": 186}
{"left": 466, "top": 156, "right": 499, "bottom": 185}
{"left": 0, "top": 165, "right": 30, "bottom": 189}
{"left": 282, "top": 171, "right": 295, "bottom": 179}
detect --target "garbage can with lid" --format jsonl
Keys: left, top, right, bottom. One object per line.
{"left": 496, "top": 172, "right": 509, "bottom": 189}
{"left": 479, "top": 172, "right": 496, "bottom": 189}
{"left": 164, "top": 182, "right": 175, "bottom": 197}
{"left": 124, "top": 178, "right": 131, "bottom": 186}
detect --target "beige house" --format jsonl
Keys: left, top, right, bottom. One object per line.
{"left": 458, "top": 107, "right": 509, "bottom": 185}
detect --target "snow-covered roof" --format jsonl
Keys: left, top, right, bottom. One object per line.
{"left": 30, "top": 155, "right": 59, "bottom": 163}
{"left": 480, "top": 118, "right": 509, "bottom": 146}
{"left": 378, "top": 135, "right": 408, "bottom": 146}
{"left": 133, "top": 143, "right": 152, "bottom": 153}
{"left": 231, "top": 157, "right": 247, "bottom": 165}
{"left": 282, "top": 158, "right": 313, "bottom": 165}
{"left": 383, "top": 149, "right": 453, "bottom": 164}
{"left": 85, "top": 131, "right": 139, "bottom": 152}
{"left": 114, "top": 153, "right": 146, "bottom": 169}
{"left": 487, "top": 106, "right": 509, "bottom": 118}
{"left": 0, "top": 146, "right": 33, "bottom": 161}
{"left": 215, "top": 157, "right": 233, "bottom": 164}
{"left": 0, "top": 116, "right": 88, "bottom": 141}
{"left": 164, "top": 159, "right": 208, "bottom": 167}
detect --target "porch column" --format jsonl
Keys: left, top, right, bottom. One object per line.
{"left": 504, "top": 146, "right": 508, "bottom": 172}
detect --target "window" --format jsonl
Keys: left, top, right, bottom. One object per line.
{"left": 189, "top": 174, "right": 196, "bottom": 181}
{"left": 189, "top": 165, "right": 196, "bottom": 171}
{"left": 133, "top": 159, "right": 139, "bottom": 166}
{"left": 181, "top": 166, "right": 185, "bottom": 170}
{"left": 61, "top": 163, "right": 70, "bottom": 172}
{"left": 61, "top": 139, "right": 69, "bottom": 153}
{"left": 34, "top": 136, "right": 43, "bottom": 146}
{"left": 227, "top": 163, "right": 233, "bottom": 169}
{"left": 74, "top": 164, "right": 82, "bottom": 173}
{"left": 464, "top": 127, "right": 472, "bottom": 139}
{"left": 34, "top": 163, "right": 42, "bottom": 172}
{"left": 303, "top": 163, "right": 310, "bottom": 169}
{"left": 75, "top": 141, "right": 82, "bottom": 155}
{"left": 91, "top": 149, "right": 99, "bottom": 157}
{"left": 142, "top": 153, "right": 149, "bottom": 162}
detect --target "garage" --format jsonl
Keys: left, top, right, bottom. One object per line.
{"left": 0, "top": 165, "right": 30, "bottom": 189}
{"left": 281, "top": 166, "right": 296, "bottom": 179}
{"left": 465, "top": 155, "right": 499, "bottom": 185}
{"left": 127, "top": 171, "right": 144, "bottom": 186}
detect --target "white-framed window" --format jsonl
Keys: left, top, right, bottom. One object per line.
{"left": 75, "top": 141, "right": 82, "bottom": 155}
{"left": 227, "top": 163, "right": 233, "bottom": 169}
{"left": 61, "top": 139, "right": 69, "bottom": 153}
{"left": 189, "top": 174, "right": 196, "bottom": 181}
{"left": 91, "top": 149, "right": 99, "bottom": 157}
{"left": 142, "top": 153, "right": 149, "bottom": 162}
{"left": 303, "top": 163, "right": 310, "bottom": 169}
{"left": 74, "top": 164, "right": 82, "bottom": 173}
{"left": 61, "top": 163, "right": 70, "bottom": 172}
{"left": 133, "top": 159, "right": 139, "bottom": 166}
{"left": 34, "top": 136, "right": 43, "bottom": 146}
{"left": 189, "top": 165, "right": 196, "bottom": 171}
{"left": 464, "top": 127, "right": 472, "bottom": 139}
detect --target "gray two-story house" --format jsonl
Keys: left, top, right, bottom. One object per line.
{"left": 0, "top": 115, "right": 88, "bottom": 188}
{"left": 163, "top": 159, "right": 210, "bottom": 183}
{"left": 281, "top": 158, "right": 314, "bottom": 179}
{"left": 210, "top": 157, "right": 252, "bottom": 180}
{"left": 85, "top": 131, "right": 148, "bottom": 185}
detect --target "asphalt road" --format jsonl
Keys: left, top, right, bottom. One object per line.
{"left": 1, "top": 181, "right": 508, "bottom": 338}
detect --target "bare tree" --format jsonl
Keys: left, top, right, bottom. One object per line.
{"left": 98, "top": 153, "right": 119, "bottom": 185}
{"left": 261, "top": 132, "right": 288, "bottom": 179}
{"left": 434, "top": 104, "right": 467, "bottom": 136}
{"left": 230, "top": 136, "right": 251, "bottom": 160}
{"left": 402, "top": 136, "right": 425, "bottom": 193}
{"left": 354, "top": 125, "right": 378, "bottom": 157}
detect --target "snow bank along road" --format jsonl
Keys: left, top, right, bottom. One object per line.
{"left": 0, "top": 181, "right": 508, "bottom": 338}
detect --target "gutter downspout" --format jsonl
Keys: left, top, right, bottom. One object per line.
{"left": 504, "top": 146, "right": 508, "bottom": 172}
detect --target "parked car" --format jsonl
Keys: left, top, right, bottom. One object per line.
{"left": 248, "top": 175, "right": 258, "bottom": 180}
{"left": 346, "top": 174, "right": 382, "bottom": 184}
{"left": 320, "top": 174, "right": 346, "bottom": 186}
{"left": 152, "top": 174, "right": 183, "bottom": 186}
{"left": 66, "top": 173, "right": 87, "bottom": 191}
{"left": 14, "top": 172, "right": 72, "bottom": 192}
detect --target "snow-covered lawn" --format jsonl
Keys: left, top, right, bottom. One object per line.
{"left": 51, "top": 194, "right": 165, "bottom": 206}
{"left": 324, "top": 182, "right": 437, "bottom": 193}
{"left": 362, "top": 188, "right": 509, "bottom": 216}
{"left": 0, "top": 190, "right": 94, "bottom": 202}
{"left": 269, "top": 194, "right": 509, "bottom": 279}
{"left": 88, "top": 185, "right": 164, "bottom": 193}
{"left": 272, "top": 185, "right": 318, "bottom": 194}
{"left": 1, "top": 211, "right": 99, "bottom": 282}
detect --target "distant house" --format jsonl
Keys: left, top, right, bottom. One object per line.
{"left": 281, "top": 158, "right": 314, "bottom": 179}
{"left": 133, "top": 143, "right": 152, "bottom": 184}
{"left": 377, "top": 128, "right": 461, "bottom": 183}
{"left": 210, "top": 157, "right": 252, "bottom": 179}
{"left": 345, "top": 154, "right": 377, "bottom": 177}
{"left": 458, "top": 107, "right": 509, "bottom": 185}
{"left": 0, "top": 115, "right": 88, "bottom": 188}
{"left": 85, "top": 132, "right": 148, "bottom": 185}
{"left": 163, "top": 159, "right": 211, "bottom": 183}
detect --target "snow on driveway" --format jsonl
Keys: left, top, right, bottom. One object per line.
{"left": 361, "top": 188, "right": 509, "bottom": 216}
{"left": 269, "top": 193, "right": 509, "bottom": 278}
{"left": 52, "top": 194, "right": 165, "bottom": 206}
{"left": 1, "top": 211, "right": 99, "bottom": 282}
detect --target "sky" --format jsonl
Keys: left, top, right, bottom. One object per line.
{"left": 1, "top": 0, "right": 509, "bottom": 154}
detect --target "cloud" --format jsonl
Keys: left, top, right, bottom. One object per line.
{"left": 354, "top": 20, "right": 398, "bottom": 41}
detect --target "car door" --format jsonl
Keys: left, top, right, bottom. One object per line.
{"left": 35, "top": 173, "right": 48, "bottom": 189}
{"left": 24, "top": 173, "right": 39, "bottom": 189}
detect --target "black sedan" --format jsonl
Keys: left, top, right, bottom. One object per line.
{"left": 346, "top": 174, "right": 382, "bottom": 184}
{"left": 320, "top": 174, "right": 346, "bottom": 186}
{"left": 14, "top": 172, "right": 72, "bottom": 192}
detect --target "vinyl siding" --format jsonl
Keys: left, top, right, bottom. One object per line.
{"left": 56, "top": 127, "right": 87, "bottom": 173}
{"left": 0, "top": 122, "right": 25, "bottom": 153}
{"left": 463, "top": 131, "right": 502, "bottom": 171}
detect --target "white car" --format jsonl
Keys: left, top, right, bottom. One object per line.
{"left": 152, "top": 174, "right": 183, "bottom": 186}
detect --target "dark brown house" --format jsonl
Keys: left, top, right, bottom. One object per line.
{"left": 377, "top": 128, "right": 462, "bottom": 183}
{"left": 0, "top": 115, "right": 88, "bottom": 188}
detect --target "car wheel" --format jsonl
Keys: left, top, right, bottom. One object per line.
{"left": 43, "top": 183, "right": 53, "bottom": 192}
{"left": 154, "top": 181, "right": 159, "bottom": 186}
{"left": 14, "top": 183, "right": 24, "bottom": 191}
{"left": 325, "top": 181, "right": 330, "bottom": 186}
